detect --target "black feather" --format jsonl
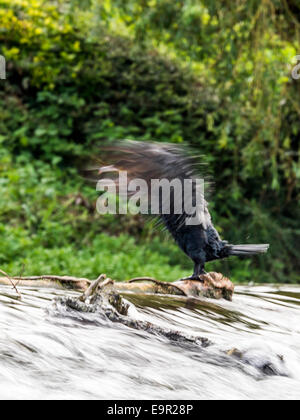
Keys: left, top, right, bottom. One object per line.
{"left": 94, "top": 140, "right": 270, "bottom": 279}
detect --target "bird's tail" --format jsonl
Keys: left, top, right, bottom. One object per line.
{"left": 226, "top": 244, "right": 269, "bottom": 256}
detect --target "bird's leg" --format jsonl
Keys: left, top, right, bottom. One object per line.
{"left": 195, "top": 262, "right": 207, "bottom": 276}
{"left": 179, "top": 263, "right": 206, "bottom": 281}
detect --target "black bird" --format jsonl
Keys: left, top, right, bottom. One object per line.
{"left": 96, "top": 140, "right": 269, "bottom": 280}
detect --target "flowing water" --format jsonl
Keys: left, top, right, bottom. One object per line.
{"left": 0, "top": 284, "right": 300, "bottom": 400}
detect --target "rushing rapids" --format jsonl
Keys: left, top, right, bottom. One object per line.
{"left": 0, "top": 280, "right": 299, "bottom": 399}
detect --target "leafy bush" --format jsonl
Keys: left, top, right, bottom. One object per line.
{"left": 0, "top": 0, "right": 299, "bottom": 282}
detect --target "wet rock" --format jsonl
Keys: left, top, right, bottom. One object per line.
{"left": 227, "top": 345, "right": 288, "bottom": 377}
{"left": 173, "top": 272, "right": 234, "bottom": 301}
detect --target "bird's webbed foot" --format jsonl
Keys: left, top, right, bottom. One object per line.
{"left": 179, "top": 263, "right": 207, "bottom": 281}
{"left": 179, "top": 273, "right": 206, "bottom": 282}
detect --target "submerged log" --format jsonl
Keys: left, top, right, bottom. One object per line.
{"left": 0, "top": 272, "right": 234, "bottom": 301}
{"left": 54, "top": 276, "right": 211, "bottom": 348}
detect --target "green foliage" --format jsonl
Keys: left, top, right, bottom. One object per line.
{"left": 0, "top": 0, "right": 299, "bottom": 283}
